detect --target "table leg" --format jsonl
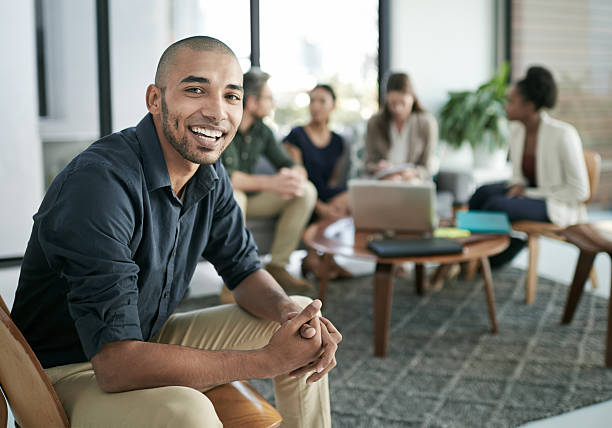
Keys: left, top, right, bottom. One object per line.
{"left": 415, "top": 263, "right": 425, "bottom": 296}
{"left": 606, "top": 252, "right": 612, "bottom": 368}
{"left": 316, "top": 253, "right": 333, "bottom": 304}
{"left": 374, "top": 263, "right": 395, "bottom": 357}
{"left": 479, "top": 256, "right": 498, "bottom": 333}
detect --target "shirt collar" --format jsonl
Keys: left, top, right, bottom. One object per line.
{"left": 135, "top": 114, "right": 219, "bottom": 198}
{"left": 136, "top": 114, "right": 172, "bottom": 192}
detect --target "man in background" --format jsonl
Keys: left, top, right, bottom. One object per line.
{"left": 220, "top": 69, "right": 317, "bottom": 303}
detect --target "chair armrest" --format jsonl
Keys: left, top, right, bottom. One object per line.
{"left": 204, "top": 380, "right": 281, "bottom": 428}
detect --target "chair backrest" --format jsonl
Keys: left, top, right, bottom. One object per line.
{"left": 0, "top": 295, "right": 70, "bottom": 428}
{"left": 584, "top": 150, "right": 601, "bottom": 204}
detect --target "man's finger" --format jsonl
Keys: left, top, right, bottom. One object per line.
{"left": 306, "top": 357, "right": 336, "bottom": 385}
{"left": 287, "top": 299, "right": 321, "bottom": 329}
{"left": 319, "top": 316, "right": 342, "bottom": 343}
{"left": 314, "top": 324, "right": 337, "bottom": 373}
{"left": 300, "top": 323, "right": 316, "bottom": 339}
{"left": 289, "top": 360, "right": 319, "bottom": 378}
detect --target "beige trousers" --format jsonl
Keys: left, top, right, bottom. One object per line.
{"left": 234, "top": 181, "right": 317, "bottom": 267}
{"left": 45, "top": 296, "right": 331, "bottom": 428}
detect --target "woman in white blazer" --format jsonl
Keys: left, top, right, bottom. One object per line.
{"left": 469, "top": 66, "right": 589, "bottom": 265}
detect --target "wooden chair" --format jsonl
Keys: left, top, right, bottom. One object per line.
{"left": 0, "top": 295, "right": 281, "bottom": 428}
{"left": 560, "top": 221, "right": 612, "bottom": 367}
{"left": 512, "top": 150, "right": 601, "bottom": 304}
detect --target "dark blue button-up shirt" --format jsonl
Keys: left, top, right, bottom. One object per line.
{"left": 12, "top": 114, "right": 261, "bottom": 368}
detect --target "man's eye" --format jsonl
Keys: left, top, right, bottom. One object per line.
{"left": 187, "top": 88, "right": 203, "bottom": 94}
{"left": 226, "top": 94, "right": 241, "bottom": 102}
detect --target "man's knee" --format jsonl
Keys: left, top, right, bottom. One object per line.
{"left": 157, "top": 386, "right": 222, "bottom": 427}
{"left": 297, "top": 181, "right": 317, "bottom": 209}
{"left": 291, "top": 295, "right": 313, "bottom": 309}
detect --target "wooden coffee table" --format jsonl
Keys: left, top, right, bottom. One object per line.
{"left": 303, "top": 218, "right": 510, "bottom": 356}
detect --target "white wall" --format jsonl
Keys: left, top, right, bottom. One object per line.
{"left": 0, "top": 0, "right": 44, "bottom": 258}
{"left": 38, "top": 0, "right": 99, "bottom": 142}
{"left": 390, "top": 0, "right": 495, "bottom": 114}
{"left": 110, "top": 0, "right": 172, "bottom": 132}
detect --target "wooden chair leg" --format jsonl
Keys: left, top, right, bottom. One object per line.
{"left": 561, "top": 250, "right": 596, "bottom": 324}
{"left": 589, "top": 266, "right": 598, "bottom": 289}
{"left": 430, "top": 264, "right": 452, "bottom": 291}
{"left": 414, "top": 263, "right": 425, "bottom": 295}
{"left": 464, "top": 259, "right": 480, "bottom": 280}
{"left": 525, "top": 234, "right": 540, "bottom": 305}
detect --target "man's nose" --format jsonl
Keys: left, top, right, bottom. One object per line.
{"left": 200, "top": 94, "right": 226, "bottom": 122}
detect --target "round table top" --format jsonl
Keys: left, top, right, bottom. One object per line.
{"left": 303, "top": 217, "right": 510, "bottom": 264}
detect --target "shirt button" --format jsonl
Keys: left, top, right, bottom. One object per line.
{"left": 163, "top": 291, "right": 169, "bottom": 299}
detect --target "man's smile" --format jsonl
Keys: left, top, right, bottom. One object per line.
{"left": 189, "top": 125, "right": 226, "bottom": 149}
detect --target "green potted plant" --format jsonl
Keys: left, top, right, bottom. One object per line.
{"left": 439, "top": 63, "right": 510, "bottom": 164}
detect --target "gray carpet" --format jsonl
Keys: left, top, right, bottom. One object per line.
{"left": 178, "top": 267, "right": 612, "bottom": 427}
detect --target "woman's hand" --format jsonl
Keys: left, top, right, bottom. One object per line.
{"left": 506, "top": 185, "right": 525, "bottom": 198}
{"left": 371, "top": 159, "right": 393, "bottom": 173}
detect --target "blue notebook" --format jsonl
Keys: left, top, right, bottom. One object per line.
{"left": 456, "top": 211, "right": 511, "bottom": 234}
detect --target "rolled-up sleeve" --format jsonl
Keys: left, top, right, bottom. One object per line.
{"left": 203, "top": 164, "right": 261, "bottom": 289}
{"left": 263, "top": 127, "right": 294, "bottom": 170}
{"left": 37, "top": 163, "right": 143, "bottom": 359}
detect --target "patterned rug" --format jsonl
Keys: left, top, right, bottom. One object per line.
{"left": 179, "top": 267, "right": 612, "bottom": 427}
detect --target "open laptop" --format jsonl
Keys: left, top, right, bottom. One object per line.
{"left": 348, "top": 179, "right": 437, "bottom": 234}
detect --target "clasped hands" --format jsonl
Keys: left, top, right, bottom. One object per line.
{"left": 265, "top": 299, "right": 342, "bottom": 385}
{"left": 272, "top": 167, "right": 307, "bottom": 200}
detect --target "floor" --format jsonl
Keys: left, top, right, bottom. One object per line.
{"left": 1, "top": 209, "right": 610, "bottom": 427}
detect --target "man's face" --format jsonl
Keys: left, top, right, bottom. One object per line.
{"left": 251, "top": 83, "right": 275, "bottom": 119}
{"left": 154, "top": 49, "right": 243, "bottom": 165}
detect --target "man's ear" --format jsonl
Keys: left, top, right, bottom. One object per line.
{"left": 146, "top": 84, "right": 162, "bottom": 114}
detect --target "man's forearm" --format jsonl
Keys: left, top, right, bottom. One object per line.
{"left": 92, "top": 340, "right": 271, "bottom": 393}
{"left": 230, "top": 171, "right": 273, "bottom": 193}
{"left": 232, "top": 269, "right": 301, "bottom": 323}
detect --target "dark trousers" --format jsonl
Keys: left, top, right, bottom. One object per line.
{"left": 468, "top": 182, "right": 549, "bottom": 267}
{"left": 468, "top": 182, "right": 549, "bottom": 222}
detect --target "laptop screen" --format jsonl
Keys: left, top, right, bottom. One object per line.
{"left": 348, "top": 179, "right": 437, "bottom": 234}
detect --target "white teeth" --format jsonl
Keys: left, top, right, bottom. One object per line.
{"left": 191, "top": 126, "right": 222, "bottom": 138}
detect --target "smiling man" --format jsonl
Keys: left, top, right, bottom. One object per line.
{"left": 11, "top": 36, "right": 338, "bottom": 427}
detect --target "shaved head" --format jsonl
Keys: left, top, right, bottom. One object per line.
{"left": 155, "top": 36, "right": 237, "bottom": 88}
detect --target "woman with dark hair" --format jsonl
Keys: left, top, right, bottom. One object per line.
{"left": 365, "top": 72, "right": 438, "bottom": 181}
{"left": 469, "top": 66, "right": 590, "bottom": 265}
{"left": 284, "top": 84, "right": 349, "bottom": 220}
{"left": 284, "top": 84, "right": 351, "bottom": 278}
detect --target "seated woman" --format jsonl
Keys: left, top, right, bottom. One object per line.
{"left": 284, "top": 84, "right": 351, "bottom": 278}
{"left": 365, "top": 72, "right": 438, "bottom": 182}
{"left": 469, "top": 66, "right": 590, "bottom": 265}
